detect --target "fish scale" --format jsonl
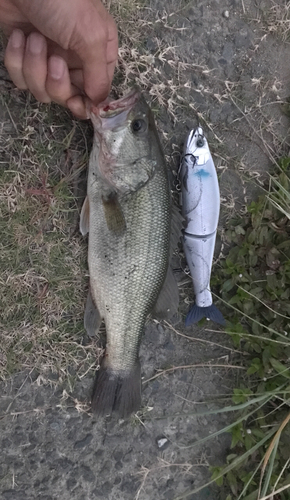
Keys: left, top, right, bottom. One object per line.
{"left": 88, "top": 168, "right": 170, "bottom": 370}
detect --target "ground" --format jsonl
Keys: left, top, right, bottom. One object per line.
{"left": 1, "top": 1, "right": 290, "bottom": 499}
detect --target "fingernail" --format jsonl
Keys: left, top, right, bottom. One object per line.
{"left": 10, "top": 29, "right": 24, "bottom": 49}
{"left": 48, "top": 56, "right": 65, "bottom": 80}
{"left": 27, "top": 32, "right": 45, "bottom": 55}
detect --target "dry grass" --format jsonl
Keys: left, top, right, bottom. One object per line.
{"left": 110, "top": 0, "right": 290, "bottom": 190}
{"left": 0, "top": 0, "right": 290, "bottom": 389}
{"left": 111, "top": 0, "right": 290, "bottom": 212}
{"left": 265, "top": 1, "right": 290, "bottom": 42}
{"left": 107, "top": 0, "right": 210, "bottom": 125}
{"left": 0, "top": 3, "right": 290, "bottom": 500}
{"left": 0, "top": 86, "right": 100, "bottom": 382}
{"left": 0, "top": 0, "right": 205, "bottom": 384}
{"left": 251, "top": 1, "right": 290, "bottom": 42}
{"left": 135, "top": 456, "right": 207, "bottom": 500}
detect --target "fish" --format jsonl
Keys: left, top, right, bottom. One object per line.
{"left": 180, "top": 127, "right": 225, "bottom": 326}
{"left": 80, "top": 89, "right": 180, "bottom": 418}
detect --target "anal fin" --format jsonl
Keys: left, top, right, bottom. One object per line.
{"left": 153, "top": 266, "right": 179, "bottom": 319}
{"left": 84, "top": 289, "right": 103, "bottom": 337}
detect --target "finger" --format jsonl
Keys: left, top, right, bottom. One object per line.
{"left": 80, "top": 33, "right": 110, "bottom": 104}
{"left": 4, "top": 29, "right": 27, "bottom": 89}
{"left": 46, "top": 56, "right": 84, "bottom": 114}
{"left": 23, "top": 32, "right": 51, "bottom": 103}
{"left": 69, "top": 69, "right": 84, "bottom": 91}
{"left": 66, "top": 95, "right": 87, "bottom": 120}
{"left": 71, "top": 9, "right": 118, "bottom": 103}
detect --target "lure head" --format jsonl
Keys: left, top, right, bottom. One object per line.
{"left": 180, "top": 126, "right": 220, "bottom": 235}
{"left": 184, "top": 127, "right": 210, "bottom": 166}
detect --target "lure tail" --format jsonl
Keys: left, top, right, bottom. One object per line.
{"left": 185, "top": 303, "right": 225, "bottom": 326}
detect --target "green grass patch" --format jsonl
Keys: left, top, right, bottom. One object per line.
{"left": 171, "top": 159, "right": 290, "bottom": 500}
{"left": 210, "top": 161, "right": 290, "bottom": 499}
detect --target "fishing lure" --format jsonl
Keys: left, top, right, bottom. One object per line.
{"left": 180, "top": 127, "right": 225, "bottom": 326}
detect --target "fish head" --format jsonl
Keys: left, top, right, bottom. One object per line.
{"left": 88, "top": 89, "right": 159, "bottom": 194}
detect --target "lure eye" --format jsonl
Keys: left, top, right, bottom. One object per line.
{"left": 196, "top": 135, "right": 204, "bottom": 147}
{"left": 131, "top": 118, "right": 147, "bottom": 134}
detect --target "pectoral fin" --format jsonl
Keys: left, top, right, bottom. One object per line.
{"left": 80, "top": 196, "right": 90, "bottom": 236}
{"left": 84, "top": 289, "right": 103, "bottom": 337}
{"left": 102, "top": 193, "right": 126, "bottom": 235}
{"left": 153, "top": 266, "right": 179, "bottom": 318}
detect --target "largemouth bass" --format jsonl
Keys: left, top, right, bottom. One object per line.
{"left": 80, "top": 89, "right": 180, "bottom": 418}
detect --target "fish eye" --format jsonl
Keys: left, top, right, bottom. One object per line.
{"left": 131, "top": 118, "right": 147, "bottom": 134}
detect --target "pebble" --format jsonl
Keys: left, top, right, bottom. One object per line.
{"left": 157, "top": 437, "right": 169, "bottom": 448}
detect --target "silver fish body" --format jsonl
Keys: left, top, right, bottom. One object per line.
{"left": 80, "top": 90, "right": 178, "bottom": 417}
{"left": 180, "top": 127, "right": 225, "bottom": 326}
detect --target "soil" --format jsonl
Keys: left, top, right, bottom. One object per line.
{"left": 1, "top": 1, "right": 290, "bottom": 499}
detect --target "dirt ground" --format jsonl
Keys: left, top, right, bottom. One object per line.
{"left": 1, "top": 1, "right": 290, "bottom": 499}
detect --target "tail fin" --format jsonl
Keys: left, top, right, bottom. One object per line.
{"left": 91, "top": 359, "right": 141, "bottom": 418}
{"left": 185, "top": 303, "right": 225, "bottom": 326}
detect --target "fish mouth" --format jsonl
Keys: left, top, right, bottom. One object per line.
{"left": 88, "top": 89, "right": 140, "bottom": 131}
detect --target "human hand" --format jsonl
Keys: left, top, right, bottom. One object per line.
{"left": 1, "top": 0, "right": 118, "bottom": 118}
